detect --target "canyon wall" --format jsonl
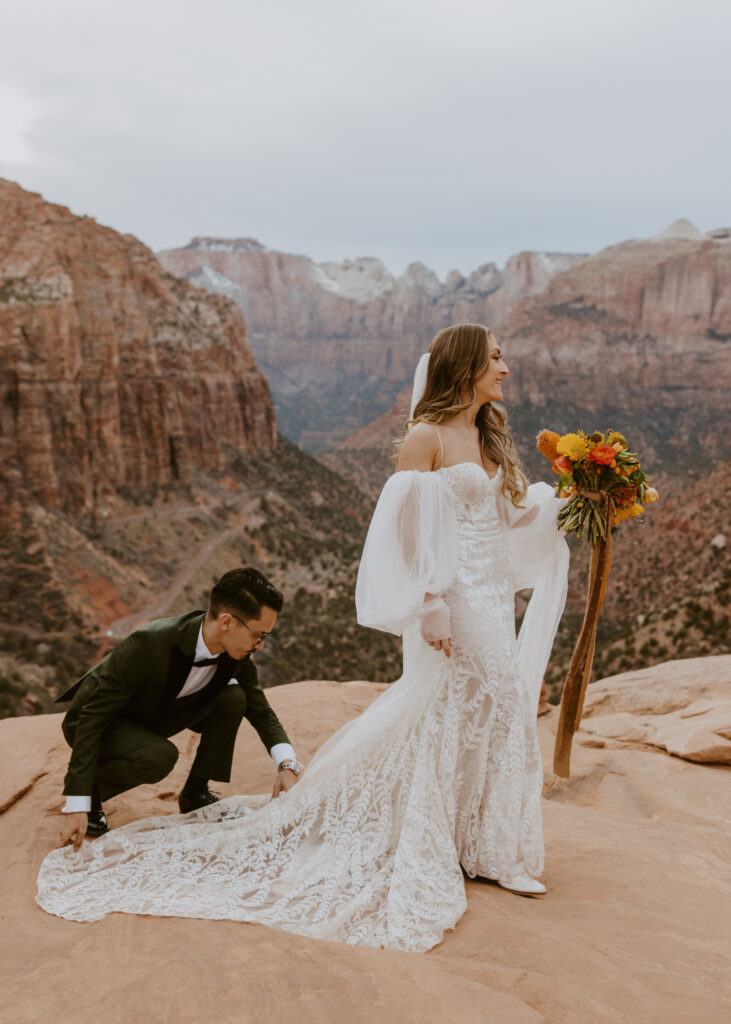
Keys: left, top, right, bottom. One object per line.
{"left": 158, "top": 238, "right": 588, "bottom": 449}
{"left": 0, "top": 180, "right": 401, "bottom": 718}
{"left": 496, "top": 221, "right": 731, "bottom": 472}
{"left": 159, "top": 222, "right": 731, "bottom": 465}
{"left": 0, "top": 180, "right": 276, "bottom": 532}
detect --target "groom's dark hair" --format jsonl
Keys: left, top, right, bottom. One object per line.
{"left": 208, "top": 567, "right": 284, "bottom": 620}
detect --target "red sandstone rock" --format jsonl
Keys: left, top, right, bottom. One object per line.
{"left": 0, "top": 180, "right": 276, "bottom": 530}
{"left": 500, "top": 224, "right": 731, "bottom": 448}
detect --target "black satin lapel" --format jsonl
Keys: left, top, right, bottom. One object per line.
{"left": 159, "top": 611, "right": 206, "bottom": 709}
{"left": 159, "top": 645, "right": 195, "bottom": 711}
{"left": 180, "top": 612, "right": 205, "bottom": 657}
{"left": 205, "top": 653, "right": 236, "bottom": 699}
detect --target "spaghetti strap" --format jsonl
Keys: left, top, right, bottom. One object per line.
{"left": 431, "top": 424, "right": 444, "bottom": 469}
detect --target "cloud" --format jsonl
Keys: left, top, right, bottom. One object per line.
{"left": 1, "top": 0, "right": 729, "bottom": 276}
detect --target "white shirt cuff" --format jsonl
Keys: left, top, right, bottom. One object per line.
{"left": 63, "top": 796, "right": 92, "bottom": 813}
{"left": 270, "top": 742, "right": 297, "bottom": 768}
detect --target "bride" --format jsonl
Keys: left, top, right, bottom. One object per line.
{"left": 37, "top": 323, "right": 569, "bottom": 953}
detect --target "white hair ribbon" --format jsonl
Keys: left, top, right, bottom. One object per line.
{"left": 408, "top": 353, "right": 430, "bottom": 428}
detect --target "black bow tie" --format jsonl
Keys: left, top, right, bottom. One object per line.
{"left": 193, "top": 656, "right": 221, "bottom": 667}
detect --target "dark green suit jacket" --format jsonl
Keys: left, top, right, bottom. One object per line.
{"left": 57, "top": 609, "right": 290, "bottom": 796}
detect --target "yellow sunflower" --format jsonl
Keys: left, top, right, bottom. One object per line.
{"left": 556, "top": 431, "right": 590, "bottom": 461}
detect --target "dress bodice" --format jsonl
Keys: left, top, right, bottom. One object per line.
{"left": 438, "top": 463, "right": 511, "bottom": 595}
{"left": 439, "top": 462, "right": 502, "bottom": 518}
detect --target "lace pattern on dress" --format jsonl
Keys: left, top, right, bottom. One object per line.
{"left": 37, "top": 464, "right": 554, "bottom": 953}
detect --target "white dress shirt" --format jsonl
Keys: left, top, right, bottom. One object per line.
{"left": 63, "top": 623, "right": 296, "bottom": 813}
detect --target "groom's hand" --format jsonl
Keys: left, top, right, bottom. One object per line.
{"left": 58, "top": 812, "right": 87, "bottom": 852}
{"left": 272, "top": 768, "right": 300, "bottom": 799}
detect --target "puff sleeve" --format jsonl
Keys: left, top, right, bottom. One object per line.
{"left": 356, "top": 470, "right": 458, "bottom": 636}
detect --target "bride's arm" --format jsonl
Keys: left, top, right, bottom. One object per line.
{"left": 355, "top": 435, "right": 457, "bottom": 643}
{"left": 496, "top": 479, "right": 571, "bottom": 532}
{"left": 398, "top": 424, "right": 453, "bottom": 655}
{"left": 498, "top": 480, "right": 569, "bottom": 590}
{"left": 388, "top": 424, "right": 452, "bottom": 653}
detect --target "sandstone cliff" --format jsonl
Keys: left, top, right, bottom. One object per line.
{"left": 3, "top": 657, "right": 729, "bottom": 1022}
{"left": 0, "top": 180, "right": 276, "bottom": 531}
{"left": 0, "top": 182, "right": 397, "bottom": 719}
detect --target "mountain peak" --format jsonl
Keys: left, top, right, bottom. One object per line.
{"left": 651, "top": 219, "right": 708, "bottom": 243}
{"left": 182, "top": 237, "right": 269, "bottom": 253}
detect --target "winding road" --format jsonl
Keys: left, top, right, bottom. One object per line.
{"left": 104, "top": 499, "right": 262, "bottom": 640}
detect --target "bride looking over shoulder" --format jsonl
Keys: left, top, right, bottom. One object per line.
{"left": 356, "top": 323, "right": 570, "bottom": 903}
{"left": 394, "top": 323, "right": 529, "bottom": 660}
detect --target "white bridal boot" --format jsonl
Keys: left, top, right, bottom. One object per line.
{"left": 498, "top": 873, "right": 547, "bottom": 896}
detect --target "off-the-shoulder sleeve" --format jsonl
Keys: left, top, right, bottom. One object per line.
{"left": 497, "top": 481, "right": 571, "bottom": 713}
{"left": 496, "top": 482, "right": 569, "bottom": 588}
{"left": 356, "top": 470, "right": 458, "bottom": 636}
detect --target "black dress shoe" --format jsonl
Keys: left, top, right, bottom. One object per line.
{"left": 86, "top": 808, "right": 109, "bottom": 838}
{"left": 178, "top": 788, "right": 221, "bottom": 814}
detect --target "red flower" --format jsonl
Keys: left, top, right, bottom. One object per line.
{"left": 552, "top": 455, "right": 572, "bottom": 475}
{"left": 589, "top": 445, "right": 616, "bottom": 465}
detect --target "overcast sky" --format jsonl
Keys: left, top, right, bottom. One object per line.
{"left": 0, "top": 0, "right": 728, "bottom": 278}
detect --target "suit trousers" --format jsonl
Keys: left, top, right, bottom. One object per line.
{"left": 76, "top": 685, "right": 247, "bottom": 802}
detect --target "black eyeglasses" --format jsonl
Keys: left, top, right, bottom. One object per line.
{"left": 230, "top": 613, "right": 274, "bottom": 644}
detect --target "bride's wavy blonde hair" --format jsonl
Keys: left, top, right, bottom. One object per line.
{"left": 395, "top": 323, "right": 529, "bottom": 508}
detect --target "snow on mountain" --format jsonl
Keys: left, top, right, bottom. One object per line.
{"left": 186, "top": 264, "right": 242, "bottom": 299}
{"left": 398, "top": 262, "right": 442, "bottom": 297}
{"left": 316, "top": 257, "right": 396, "bottom": 303}
{"left": 183, "top": 237, "right": 269, "bottom": 253}
{"left": 537, "top": 252, "right": 591, "bottom": 274}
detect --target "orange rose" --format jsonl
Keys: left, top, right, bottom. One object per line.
{"left": 589, "top": 445, "right": 616, "bottom": 465}
{"left": 552, "top": 455, "right": 572, "bottom": 475}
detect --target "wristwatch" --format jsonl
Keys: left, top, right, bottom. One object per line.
{"left": 278, "top": 758, "right": 303, "bottom": 776}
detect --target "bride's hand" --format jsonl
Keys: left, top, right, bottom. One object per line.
{"left": 428, "top": 637, "right": 452, "bottom": 658}
{"left": 419, "top": 597, "right": 452, "bottom": 657}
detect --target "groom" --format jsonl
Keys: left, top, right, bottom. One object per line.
{"left": 56, "top": 567, "right": 302, "bottom": 852}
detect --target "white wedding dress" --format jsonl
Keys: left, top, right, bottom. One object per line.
{"left": 37, "top": 463, "right": 569, "bottom": 953}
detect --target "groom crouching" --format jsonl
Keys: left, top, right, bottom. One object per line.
{"left": 56, "top": 567, "right": 302, "bottom": 852}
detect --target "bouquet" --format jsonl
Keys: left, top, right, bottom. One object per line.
{"left": 536, "top": 428, "right": 659, "bottom": 777}
{"left": 537, "top": 428, "right": 659, "bottom": 542}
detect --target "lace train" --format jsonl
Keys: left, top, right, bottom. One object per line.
{"left": 37, "top": 463, "right": 565, "bottom": 952}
